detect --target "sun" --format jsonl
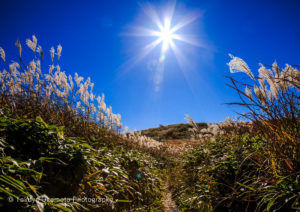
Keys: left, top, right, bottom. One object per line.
{"left": 122, "top": 3, "right": 203, "bottom": 91}
{"left": 129, "top": 3, "right": 201, "bottom": 61}
{"left": 158, "top": 18, "right": 174, "bottom": 52}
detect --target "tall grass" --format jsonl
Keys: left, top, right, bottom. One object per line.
{"left": 226, "top": 55, "right": 300, "bottom": 211}
{"left": 227, "top": 55, "right": 299, "bottom": 176}
{"left": 185, "top": 115, "right": 253, "bottom": 142}
{"left": 0, "top": 36, "right": 165, "bottom": 211}
{"left": 0, "top": 35, "right": 122, "bottom": 140}
{"left": 171, "top": 56, "right": 299, "bottom": 211}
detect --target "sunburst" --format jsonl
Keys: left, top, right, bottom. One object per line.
{"left": 122, "top": 3, "right": 203, "bottom": 91}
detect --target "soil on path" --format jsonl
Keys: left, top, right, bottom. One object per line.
{"left": 162, "top": 181, "right": 178, "bottom": 212}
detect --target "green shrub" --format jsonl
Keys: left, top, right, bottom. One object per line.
{"left": 170, "top": 134, "right": 299, "bottom": 211}
{"left": 0, "top": 108, "right": 163, "bottom": 211}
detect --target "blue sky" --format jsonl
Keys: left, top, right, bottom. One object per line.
{"left": 0, "top": 0, "right": 299, "bottom": 130}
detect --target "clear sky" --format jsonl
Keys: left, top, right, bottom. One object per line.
{"left": 0, "top": 0, "right": 299, "bottom": 130}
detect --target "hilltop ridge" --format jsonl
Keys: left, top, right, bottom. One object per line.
{"left": 141, "top": 122, "right": 208, "bottom": 141}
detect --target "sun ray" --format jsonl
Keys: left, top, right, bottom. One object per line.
{"left": 117, "top": 37, "right": 163, "bottom": 77}
{"left": 142, "top": 4, "right": 164, "bottom": 31}
{"left": 172, "top": 34, "right": 206, "bottom": 48}
{"left": 145, "top": 37, "right": 163, "bottom": 51}
{"left": 119, "top": 3, "right": 202, "bottom": 92}
{"left": 125, "top": 27, "right": 161, "bottom": 37}
{"left": 169, "top": 38, "right": 200, "bottom": 97}
{"left": 170, "top": 12, "right": 201, "bottom": 33}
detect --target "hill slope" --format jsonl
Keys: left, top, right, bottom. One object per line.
{"left": 141, "top": 123, "right": 208, "bottom": 141}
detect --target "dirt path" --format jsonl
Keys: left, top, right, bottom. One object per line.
{"left": 162, "top": 181, "right": 178, "bottom": 212}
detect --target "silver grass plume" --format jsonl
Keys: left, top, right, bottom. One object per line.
{"left": 15, "top": 40, "right": 22, "bottom": 57}
{"left": 272, "top": 61, "right": 280, "bottom": 80}
{"left": 254, "top": 86, "right": 266, "bottom": 105}
{"left": 49, "top": 65, "right": 55, "bottom": 75}
{"left": 258, "top": 63, "right": 279, "bottom": 99}
{"left": 36, "top": 45, "right": 43, "bottom": 59}
{"left": 228, "top": 54, "right": 254, "bottom": 80}
{"left": 26, "top": 35, "right": 37, "bottom": 52}
{"left": 57, "top": 44, "right": 62, "bottom": 60}
{"left": 279, "top": 66, "right": 289, "bottom": 92}
{"left": 50, "top": 47, "right": 55, "bottom": 62}
{"left": 185, "top": 114, "right": 199, "bottom": 133}
{"left": 0, "top": 47, "right": 5, "bottom": 62}
{"left": 245, "top": 86, "right": 253, "bottom": 102}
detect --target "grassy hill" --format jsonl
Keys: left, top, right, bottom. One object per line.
{"left": 141, "top": 122, "right": 208, "bottom": 141}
